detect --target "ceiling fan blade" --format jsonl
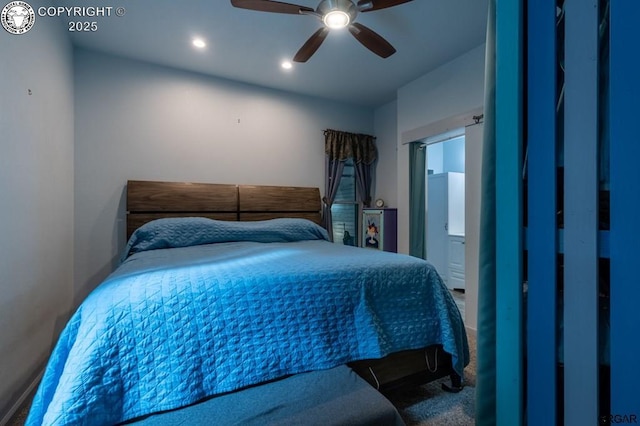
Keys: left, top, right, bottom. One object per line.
{"left": 293, "top": 27, "right": 330, "bottom": 62}
{"left": 357, "top": 0, "right": 413, "bottom": 12}
{"left": 230, "top": 0, "right": 314, "bottom": 14}
{"left": 348, "top": 23, "right": 396, "bottom": 58}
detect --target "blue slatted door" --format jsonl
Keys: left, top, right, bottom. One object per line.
{"left": 495, "top": 1, "right": 523, "bottom": 425}
{"left": 610, "top": 0, "right": 640, "bottom": 420}
{"left": 563, "top": 1, "right": 600, "bottom": 425}
{"left": 526, "top": 0, "right": 557, "bottom": 424}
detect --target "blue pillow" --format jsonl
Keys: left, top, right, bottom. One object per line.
{"left": 122, "top": 217, "right": 329, "bottom": 261}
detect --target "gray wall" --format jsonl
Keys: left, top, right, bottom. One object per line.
{"left": 73, "top": 49, "right": 374, "bottom": 302}
{"left": 427, "top": 136, "right": 466, "bottom": 175}
{"left": 395, "top": 44, "right": 486, "bottom": 254}
{"left": 373, "top": 101, "right": 398, "bottom": 208}
{"left": 0, "top": 1, "right": 74, "bottom": 420}
{"left": 442, "top": 137, "right": 465, "bottom": 173}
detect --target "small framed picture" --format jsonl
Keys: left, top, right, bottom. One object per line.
{"left": 362, "top": 210, "right": 384, "bottom": 250}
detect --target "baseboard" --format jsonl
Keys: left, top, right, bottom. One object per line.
{"left": 0, "top": 370, "right": 42, "bottom": 426}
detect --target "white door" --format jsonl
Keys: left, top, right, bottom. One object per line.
{"left": 426, "top": 173, "right": 448, "bottom": 283}
{"left": 464, "top": 122, "right": 484, "bottom": 331}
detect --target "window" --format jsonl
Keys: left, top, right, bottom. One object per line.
{"left": 331, "top": 160, "right": 359, "bottom": 245}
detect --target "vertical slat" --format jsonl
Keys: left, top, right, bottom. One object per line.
{"left": 610, "top": 0, "right": 640, "bottom": 417}
{"left": 526, "top": 0, "right": 557, "bottom": 423}
{"left": 495, "top": 0, "right": 523, "bottom": 424}
{"left": 563, "top": 1, "right": 600, "bottom": 425}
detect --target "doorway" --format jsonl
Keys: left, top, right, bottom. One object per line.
{"left": 408, "top": 117, "right": 483, "bottom": 333}
{"left": 425, "top": 131, "right": 466, "bottom": 293}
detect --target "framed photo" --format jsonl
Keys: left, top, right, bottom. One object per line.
{"left": 362, "top": 209, "right": 384, "bottom": 250}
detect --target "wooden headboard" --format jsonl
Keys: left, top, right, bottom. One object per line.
{"left": 126, "top": 180, "right": 322, "bottom": 238}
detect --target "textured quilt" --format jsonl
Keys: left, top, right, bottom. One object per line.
{"left": 27, "top": 218, "right": 469, "bottom": 425}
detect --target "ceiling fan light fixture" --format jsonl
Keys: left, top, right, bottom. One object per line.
{"left": 323, "top": 10, "right": 350, "bottom": 28}
{"left": 230, "top": 0, "right": 408, "bottom": 61}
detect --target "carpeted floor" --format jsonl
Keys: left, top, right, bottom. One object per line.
{"left": 389, "top": 289, "right": 476, "bottom": 425}
{"left": 389, "top": 330, "right": 476, "bottom": 425}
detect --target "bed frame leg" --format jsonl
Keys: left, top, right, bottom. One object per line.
{"left": 441, "top": 372, "right": 464, "bottom": 393}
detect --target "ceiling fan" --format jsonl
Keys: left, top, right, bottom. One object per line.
{"left": 230, "top": 0, "right": 414, "bottom": 62}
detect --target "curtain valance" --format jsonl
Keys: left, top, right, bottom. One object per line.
{"left": 324, "top": 129, "right": 377, "bottom": 164}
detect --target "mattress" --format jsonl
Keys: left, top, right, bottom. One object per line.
{"left": 27, "top": 218, "right": 468, "bottom": 425}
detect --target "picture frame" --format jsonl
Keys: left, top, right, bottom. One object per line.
{"left": 362, "top": 209, "right": 384, "bottom": 250}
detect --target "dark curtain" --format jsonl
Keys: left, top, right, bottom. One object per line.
{"left": 409, "top": 143, "right": 426, "bottom": 259}
{"left": 476, "top": 0, "right": 497, "bottom": 424}
{"left": 354, "top": 161, "right": 374, "bottom": 207}
{"left": 323, "top": 129, "right": 377, "bottom": 238}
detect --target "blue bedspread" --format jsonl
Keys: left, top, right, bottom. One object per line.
{"left": 28, "top": 218, "right": 468, "bottom": 425}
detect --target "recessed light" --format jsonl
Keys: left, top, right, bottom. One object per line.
{"left": 281, "top": 61, "right": 293, "bottom": 70}
{"left": 192, "top": 38, "right": 206, "bottom": 49}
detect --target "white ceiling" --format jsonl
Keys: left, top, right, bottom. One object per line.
{"left": 56, "top": 0, "right": 488, "bottom": 108}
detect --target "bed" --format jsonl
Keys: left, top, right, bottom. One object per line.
{"left": 27, "top": 180, "right": 469, "bottom": 425}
